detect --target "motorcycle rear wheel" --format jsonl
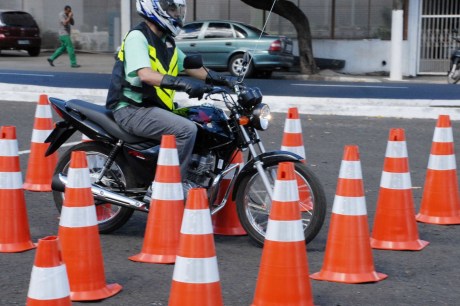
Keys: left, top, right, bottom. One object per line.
{"left": 52, "top": 141, "right": 136, "bottom": 233}
{"left": 235, "top": 160, "right": 326, "bottom": 247}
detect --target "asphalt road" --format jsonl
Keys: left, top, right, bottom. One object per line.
{"left": 1, "top": 100, "right": 460, "bottom": 305}
{"left": 2, "top": 68, "right": 460, "bottom": 101}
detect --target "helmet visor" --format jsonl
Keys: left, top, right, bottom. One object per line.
{"left": 160, "top": 0, "right": 186, "bottom": 26}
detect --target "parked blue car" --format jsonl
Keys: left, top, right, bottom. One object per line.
{"left": 176, "top": 20, "right": 294, "bottom": 78}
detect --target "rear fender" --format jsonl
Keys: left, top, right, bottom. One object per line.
{"left": 44, "top": 121, "right": 76, "bottom": 156}
{"left": 49, "top": 97, "right": 115, "bottom": 141}
{"left": 231, "top": 150, "right": 303, "bottom": 200}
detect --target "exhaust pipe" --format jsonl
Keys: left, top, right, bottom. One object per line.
{"left": 52, "top": 173, "right": 148, "bottom": 212}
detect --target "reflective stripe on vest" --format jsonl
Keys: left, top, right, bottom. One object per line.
{"left": 117, "top": 25, "right": 179, "bottom": 111}
{"left": 148, "top": 44, "right": 178, "bottom": 110}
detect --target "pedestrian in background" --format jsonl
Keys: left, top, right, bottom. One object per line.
{"left": 47, "top": 5, "right": 80, "bottom": 68}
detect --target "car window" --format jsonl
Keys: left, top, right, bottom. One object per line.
{"left": 177, "top": 23, "right": 203, "bottom": 40}
{"left": 233, "top": 25, "right": 248, "bottom": 38}
{"left": 235, "top": 22, "right": 268, "bottom": 36}
{"left": 204, "top": 22, "right": 234, "bottom": 39}
{"left": 1, "top": 12, "right": 36, "bottom": 27}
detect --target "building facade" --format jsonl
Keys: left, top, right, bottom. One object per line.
{"left": 2, "top": 0, "right": 458, "bottom": 76}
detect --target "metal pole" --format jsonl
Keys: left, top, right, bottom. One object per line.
{"left": 120, "top": 0, "right": 131, "bottom": 41}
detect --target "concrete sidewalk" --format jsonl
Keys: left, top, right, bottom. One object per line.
{"left": 1, "top": 50, "right": 459, "bottom": 120}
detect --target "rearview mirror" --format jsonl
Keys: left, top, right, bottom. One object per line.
{"left": 184, "top": 54, "right": 203, "bottom": 69}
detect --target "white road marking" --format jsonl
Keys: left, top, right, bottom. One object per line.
{"left": 291, "top": 83, "right": 408, "bottom": 89}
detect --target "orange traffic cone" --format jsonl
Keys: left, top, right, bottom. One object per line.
{"left": 280, "top": 108, "right": 313, "bottom": 211}
{"left": 129, "top": 135, "right": 185, "bottom": 263}
{"left": 26, "top": 236, "right": 71, "bottom": 306}
{"left": 169, "top": 188, "right": 224, "bottom": 306}
{"left": 310, "top": 145, "right": 387, "bottom": 283}
{"left": 416, "top": 115, "right": 460, "bottom": 224}
{"left": 0, "top": 126, "right": 35, "bottom": 253}
{"left": 371, "top": 128, "right": 429, "bottom": 250}
{"left": 23, "top": 94, "right": 58, "bottom": 191}
{"left": 281, "top": 107, "right": 306, "bottom": 160}
{"left": 251, "top": 162, "right": 314, "bottom": 306}
{"left": 212, "top": 150, "right": 247, "bottom": 235}
{"left": 58, "top": 151, "right": 122, "bottom": 301}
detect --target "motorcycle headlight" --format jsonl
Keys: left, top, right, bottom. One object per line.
{"left": 251, "top": 103, "right": 271, "bottom": 130}
{"left": 238, "top": 87, "right": 263, "bottom": 109}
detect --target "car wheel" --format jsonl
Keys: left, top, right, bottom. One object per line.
{"left": 28, "top": 48, "right": 40, "bottom": 57}
{"left": 229, "top": 53, "right": 253, "bottom": 78}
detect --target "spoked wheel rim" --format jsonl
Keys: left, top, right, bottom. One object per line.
{"left": 242, "top": 165, "right": 315, "bottom": 238}
{"left": 60, "top": 151, "right": 127, "bottom": 224}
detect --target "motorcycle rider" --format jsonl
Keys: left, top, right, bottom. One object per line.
{"left": 106, "top": 0, "right": 235, "bottom": 200}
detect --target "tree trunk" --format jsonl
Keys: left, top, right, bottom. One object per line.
{"left": 241, "top": 0, "right": 318, "bottom": 74}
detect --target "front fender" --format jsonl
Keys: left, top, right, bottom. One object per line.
{"left": 231, "top": 150, "right": 304, "bottom": 200}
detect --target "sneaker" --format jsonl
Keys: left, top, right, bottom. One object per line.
{"left": 143, "top": 184, "right": 153, "bottom": 204}
{"left": 71, "top": 64, "right": 81, "bottom": 68}
{"left": 47, "top": 58, "right": 54, "bottom": 67}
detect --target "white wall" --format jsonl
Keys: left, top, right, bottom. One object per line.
{"left": 24, "top": 0, "right": 83, "bottom": 35}
{"left": 293, "top": 39, "right": 411, "bottom": 76}
{"left": 1, "top": 0, "right": 22, "bottom": 10}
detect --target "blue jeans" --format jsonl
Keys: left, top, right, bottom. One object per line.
{"left": 113, "top": 105, "right": 197, "bottom": 178}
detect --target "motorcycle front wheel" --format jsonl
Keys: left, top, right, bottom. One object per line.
{"left": 52, "top": 141, "right": 136, "bottom": 233}
{"left": 235, "top": 160, "right": 327, "bottom": 247}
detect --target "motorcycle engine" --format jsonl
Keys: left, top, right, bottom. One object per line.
{"left": 186, "top": 153, "right": 216, "bottom": 187}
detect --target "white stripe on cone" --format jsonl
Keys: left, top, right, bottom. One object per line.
{"left": 181, "top": 209, "right": 213, "bottom": 235}
{"left": 27, "top": 265, "right": 70, "bottom": 300}
{"left": 265, "top": 220, "right": 304, "bottom": 242}
{"left": 273, "top": 180, "right": 299, "bottom": 202}
{"left": 59, "top": 206, "right": 98, "bottom": 228}
{"left": 427, "top": 154, "right": 457, "bottom": 170}
{"left": 338, "top": 160, "right": 362, "bottom": 179}
{"left": 281, "top": 145, "right": 305, "bottom": 158}
{"left": 158, "top": 148, "right": 180, "bottom": 165}
{"left": 332, "top": 195, "right": 367, "bottom": 216}
{"left": 31, "top": 129, "right": 52, "bottom": 143}
{"left": 67, "top": 168, "right": 92, "bottom": 188}
{"left": 35, "top": 105, "right": 53, "bottom": 118}
{"left": 0, "top": 139, "right": 19, "bottom": 156}
{"left": 385, "top": 141, "right": 408, "bottom": 158}
{"left": 173, "top": 256, "right": 220, "bottom": 283}
{"left": 283, "top": 119, "right": 302, "bottom": 133}
{"left": 0, "top": 172, "right": 23, "bottom": 189}
{"left": 433, "top": 127, "right": 453, "bottom": 142}
{"left": 380, "top": 172, "right": 412, "bottom": 189}
{"left": 152, "top": 182, "right": 184, "bottom": 200}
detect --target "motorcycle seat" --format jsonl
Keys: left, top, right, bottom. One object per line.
{"left": 66, "top": 99, "right": 150, "bottom": 144}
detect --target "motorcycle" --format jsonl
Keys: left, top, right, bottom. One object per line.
{"left": 45, "top": 55, "right": 327, "bottom": 247}
{"left": 448, "top": 29, "right": 460, "bottom": 84}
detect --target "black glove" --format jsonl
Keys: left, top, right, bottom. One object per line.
{"left": 160, "top": 75, "right": 207, "bottom": 100}
{"left": 206, "top": 70, "right": 238, "bottom": 88}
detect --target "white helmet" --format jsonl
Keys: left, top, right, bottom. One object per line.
{"left": 136, "top": 0, "right": 186, "bottom": 37}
